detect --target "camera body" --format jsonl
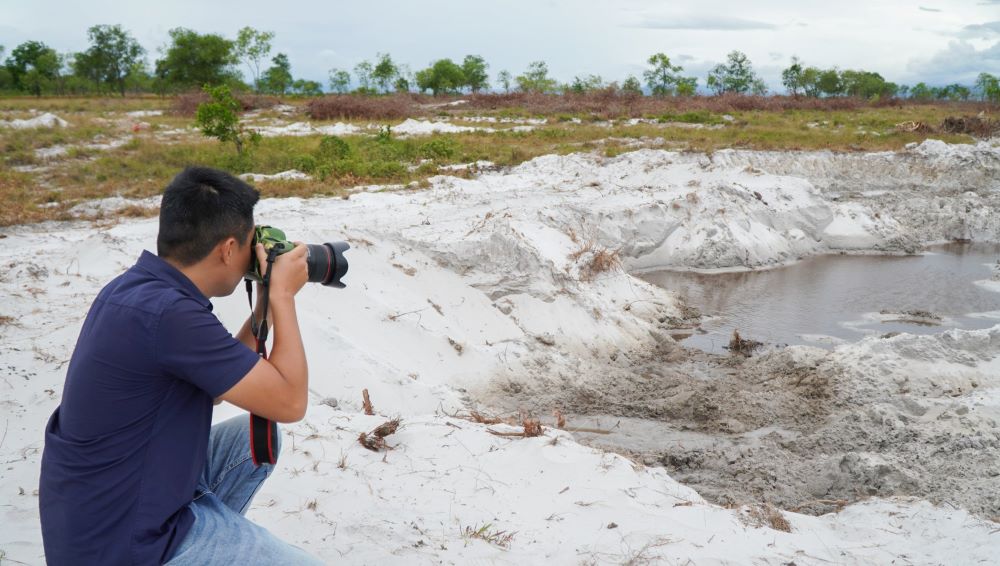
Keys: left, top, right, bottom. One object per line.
{"left": 246, "top": 225, "right": 350, "bottom": 288}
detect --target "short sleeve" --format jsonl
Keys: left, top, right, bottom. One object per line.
{"left": 156, "top": 298, "right": 261, "bottom": 398}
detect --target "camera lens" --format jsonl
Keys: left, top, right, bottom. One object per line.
{"left": 305, "top": 242, "right": 350, "bottom": 287}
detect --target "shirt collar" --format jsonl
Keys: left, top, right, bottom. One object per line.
{"left": 135, "top": 250, "right": 213, "bottom": 311}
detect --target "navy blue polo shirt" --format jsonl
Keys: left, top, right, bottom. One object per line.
{"left": 39, "top": 250, "right": 261, "bottom": 566}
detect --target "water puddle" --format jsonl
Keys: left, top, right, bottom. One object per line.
{"left": 640, "top": 243, "right": 1000, "bottom": 354}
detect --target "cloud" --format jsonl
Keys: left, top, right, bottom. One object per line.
{"left": 962, "top": 21, "right": 1000, "bottom": 37}
{"left": 918, "top": 6, "right": 942, "bottom": 12}
{"left": 631, "top": 15, "right": 776, "bottom": 31}
{"left": 907, "top": 39, "right": 1000, "bottom": 84}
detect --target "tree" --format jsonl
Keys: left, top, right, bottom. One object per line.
{"left": 75, "top": 25, "right": 145, "bottom": 96}
{"left": 291, "top": 79, "right": 323, "bottom": 96}
{"left": 155, "top": 28, "right": 237, "bottom": 91}
{"left": 261, "top": 53, "right": 293, "bottom": 95}
{"left": 415, "top": 58, "right": 465, "bottom": 95}
{"left": 195, "top": 84, "right": 260, "bottom": 156}
{"left": 497, "top": 70, "right": 512, "bottom": 93}
{"left": 234, "top": 27, "right": 274, "bottom": 92}
{"left": 353, "top": 60, "right": 373, "bottom": 93}
{"left": 372, "top": 52, "right": 398, "bottom": 93}
{"left": 781, "top": 56, "right": 804, "bottom": 96}
{"left": 705, "top": 51, "right": 761, "bottom": 95}
{"left": 799, "top": 66, "right": 822, "bottom": 97}
{"left": 5, "top": 40, "right": 61, "bottom": 95}
{"left": 816, "top": 69, "right": 842, "bottom": 97}
{"left": 393, "top": 65, "right": 412, "bottom": 93}
{"left": 643, "top": 53, "right": 690, "bottom": 96}
{"left": 621, "top": 75, "right": 642, "bottom": 95}
{"left": 976, "top": 72, "right": 999, "bottom": 104}
{"left": 461, "top": 54, "right": 489, "bottom": 93}
{"left": 328, "top": 68, "right": 350, "bottom": 93}
{"left": 675, "top": 76, "right": 698, "bottom": 96}
{"left": 909, "top": 82, "right": 933, "bottom": 100}
{"left": 516, "top": 61, "right": 557, "bottom": 93}
{"left": 567, "top": 74, "right": 605, "bottom": 94}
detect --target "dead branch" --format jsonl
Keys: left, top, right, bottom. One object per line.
{"left": 362, "top": 389, "right": 374, "bottom": 415}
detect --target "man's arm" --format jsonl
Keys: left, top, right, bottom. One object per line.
{"left": 219, "top": 243, "right": 310, "bottom": 423}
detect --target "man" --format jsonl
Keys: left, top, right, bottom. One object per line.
{"left": 39, "top": 167, "right": 323, "bottom": 565}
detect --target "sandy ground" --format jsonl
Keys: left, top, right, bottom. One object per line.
{"left": 2, "top": 139, "right": 1000, "bottom": 564}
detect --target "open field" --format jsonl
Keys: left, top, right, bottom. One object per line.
{"left": 0, "top": 95, "right": 993, "bottom": 227}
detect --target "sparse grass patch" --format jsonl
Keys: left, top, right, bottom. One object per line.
{"left": 461, "top": 523, "right": 516, "bottom": 549}
{"left": 743, "top": 502, "right": 792, "bottom": 532}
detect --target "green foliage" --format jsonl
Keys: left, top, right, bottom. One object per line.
{"left": 354, "top": 60, "right": 373, "bottom": 91}
{"left": 292, "top": 154, "right": 318, "bottom": 172}
{"left": 461, "top": 55, "right": 489, "bottom": 92}
{"left": 497, "top": 70, "right": 512, "bottom": 93}
{"left": 155, "top": 28, "right": 237, "bottom": 91}
{"left": 621, "top": 75, "right": 642, "bottom": 95}
{"left": 567, "top": 74, "right": 605, "bottom": 94}
{"left": 261, "top": 53, "right": 293, "bottom": 95}
{"left": 292, "top": 79, "right": 323, "bottom": 96}
{"left": 75, "top": 25, "right": 145, "bottom": 96}
{"left": 817, "top": 69, "right": 842, "bottom": 97}
{"left": 317, "top": 135, "right": 352, "bottom": 160}
{"left": 643, "top": 53, "right": 696, "bottom": 96}
{"left": 706, "top": 51, "right": 761, "bottom": 95}
{"left": 658, "top": 110, "right": 723, "bottom": 125}
{"left": 234, "top": 27, "right": 274, "bottom": 92}
{"left": 781, "top": 56, "right": 804, "bottom": 95}
{"left": 420, "top": 137, "right": 458, "bottom": 159}
{"left": 977, "top": 73, "right": 1000, "bottom": 104}
{"left": 415, "top": 59, "right": 466, "bottom": 95}
{"left": 5, "top": 40, "right": 60, "bottom": 96}
{"left": 372, "top": 53, "right": 399, "bottom": 93}
{"left": 516, "top": 61, "right": 557, "bottom": 93}
{"left": 195, "top": 84, "right": 260, "bottom": 156}
{"left": 328, "top": 68, "right": 351, "bottom": 93}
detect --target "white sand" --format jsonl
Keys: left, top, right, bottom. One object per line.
{"left": 2, "top": 140, "right": 1000, "bottom": 563}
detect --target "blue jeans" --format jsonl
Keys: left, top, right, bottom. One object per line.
{"left": 165, "top": 416, "right": 323, "bottom": 565}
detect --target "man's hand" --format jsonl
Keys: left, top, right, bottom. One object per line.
{"left": 256, "top": 242, "right": 309, "bottom": 298}
{"left": 224, "top": 243, "right": 310, "bottom": 422}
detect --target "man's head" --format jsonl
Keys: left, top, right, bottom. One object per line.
{"left": 157, "top": 167, "right": 260, "bottom": 296}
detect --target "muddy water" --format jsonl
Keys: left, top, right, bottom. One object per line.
{"left": 641, "top": 243, "right": 1000, "bottom": 353}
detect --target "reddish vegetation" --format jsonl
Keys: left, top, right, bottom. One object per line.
{"left": 306, "top": 94, "right": 417, "bottom": 120}
{"left": 170, "top": 91, "right": 279, "bottom": 115}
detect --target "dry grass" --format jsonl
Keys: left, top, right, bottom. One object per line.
{"left": 0, "top": 96, "right": 989, "bottom": 229}
{"left": 357, "top": 418, "right": 400, "bottom": 451}
{"left": 727, "top": 329, "right": 764, "bottom": 356}
{"left": 743, "top": 502, "right": 792, "bottom": 532}
{"left": 570, "top": 240, "right": 623, "bottom": 280}
{"left": 461, "top": 523, "right": 516, "bottom": 549}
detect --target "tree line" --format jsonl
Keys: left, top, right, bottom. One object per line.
{"left": 2, "top": 25, "right": 998, "bottom": 104}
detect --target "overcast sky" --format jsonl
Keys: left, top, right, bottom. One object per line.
{"left": 2, "top": 0, "right": 998, "bottom": 91}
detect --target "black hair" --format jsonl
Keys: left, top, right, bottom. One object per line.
{"left": 157, "top": 167, "right": 260, "bottom": 265}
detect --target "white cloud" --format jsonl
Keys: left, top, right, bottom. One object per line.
{"left": 906, "top": 39, "right": 1000, "bottom": 84}
{"left": 630, "top": 15, "right": 777, "bottom": 30}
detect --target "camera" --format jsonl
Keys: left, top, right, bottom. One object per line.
{"left": 246, "top": 225, "right": 350, "bottom": 288}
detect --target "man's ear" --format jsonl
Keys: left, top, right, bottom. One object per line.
{"left": 219, "top": 237, "right": 239, "bottom": 266}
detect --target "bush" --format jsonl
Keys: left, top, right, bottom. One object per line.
{"left": 292, "top": 154, "right": 317, "bottom": 172}
{"left": 195, "top": 84, "right": 261, "bottom": 156}
{"left": 419, "top": 137, "right": 457, "bottom": 159}
{"left": 316, "top": 135, "right": 352, "bottom": 161}
{"left": 306, "top": 94, "right": 415, "bottom": 120}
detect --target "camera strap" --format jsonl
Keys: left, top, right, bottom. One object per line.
{"left": 245, "top": 247, "right": 280, "bottom": 466}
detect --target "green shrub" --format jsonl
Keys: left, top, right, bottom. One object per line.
{"left": 292, "top": 154, "right": 318, "bottom": 172}
{"left": 657, "top": 110, "right": 722, "bottom": 125}
{"left": 420, "top": 137, "right": 457, "bottom": 159}
{"left": 316, "top": 135, "right": 352, "bottom": 161}
{"left": 195, "top": 84, "right": 261, "bottom": 156}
